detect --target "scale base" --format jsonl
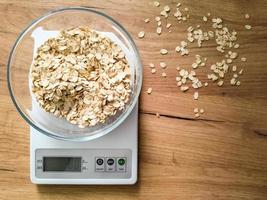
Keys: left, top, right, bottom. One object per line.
{"left": 30, "top": 106, "right": 138, "bottom": 185}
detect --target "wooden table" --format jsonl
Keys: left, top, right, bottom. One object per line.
{"left": 1, "top": 0, "right": 267, "bottom": 199}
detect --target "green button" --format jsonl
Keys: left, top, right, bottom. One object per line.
{"left": 118, "top": 158, "right": 125, "bottom": 166}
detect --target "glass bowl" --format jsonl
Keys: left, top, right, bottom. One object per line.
{"left": 7, "top": 7, "right": 142, "bottom": 142}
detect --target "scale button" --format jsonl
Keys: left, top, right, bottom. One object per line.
{"left": 106, "top": 157, "right": 116, "bottom": 172}
{"left": 96, "top": 158, "right": 104, "bottom": 165}
{"left": 118, "top": 158, "right": 126, "bottom": 166}
{"left": 116, "top": 157, "right": 127, "bottom": 172}
{"left": 95, "top": 157, "right": 105, "bottom": 172}
{"left": 107, "top": 158, "right": 114, "bottom": 166}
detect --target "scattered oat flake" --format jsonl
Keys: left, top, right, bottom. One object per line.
{"left": 232, "top": 65, "right": 237, "bottom": 72}
{"left": 179, "top": 69, "right": 186, "bottom": 77}
{"left": 241, "top": 57, "right": 247, "bottom": 62}
{"left": 166, "top": 23, "right": 172, "bottom": 29}
{"left": 245, "top": 14, "right": 250, "bottom": 19}
{"left": 175, "top": 46, "right": 181, "bottom": 52}
{"left": 155, "top": 16, "right": 161, "bottom": 22}
{"left": 190, "top": 70, "right": 196, "bottom": 76}
{"left": 217, "top": 80, "right": 224, "bottom": 87}
{"left": 145, "top": 18, "right": 150, "bottom": 23}
{"left": 164, "top": 5, "right": 170, "bottom": 12}
{"left": 162, "top": 72, "right": 167, "bottom": 77}
{"left": 140, "top": 11, "right": 246, "bottom": 117}
{"left": 160, "top": 62, "right": 167, "bottom": 69}
{"left": 195, "top": 113, "right": 200, "bottom": 118}
{"left": 230, "top": 78, "right": 237, "bottom": 85}
{"left": 151, "top": 68, "right": 157, "bottom": 74}
{"left": 226, "top": 58, "right": 232, "bottom": 64}
{"left": 176, "top": 76, "right": 181, "bottom": 81}
{"left": 229, "top": 51, "right": 238, "bottom": 59}
{"left": 180, "top": 86, "right": 189, "bottom": 92}
{"left": 138, "top": 31, "right": 145, "bottom": 38}
{"left": 147, "top": 87, "right": 153, "bottom": 94}
{"left": 192, "top": 63, "right": 198, "bottom": 69}
{"left": 156, "top": 27, "right": 162, "bottom": 35}
{"left": 154, "top": 1, "right": 160, "bottom": 7}
{"left": 156, "top": 113, "right": 160, "bottom": 118}
{"left": 234, "top": 44, "right": 240, "bottom": 49}
{"left": 193, "top": 92, "right": 199, "bottom": 100}
{"left": 160, "top": 49, "right": 168, "bottom": 55}
{"left": 160, "top": 10, "right": 168, "bottom": 17}
{"left": 187, "top": 26, "right": 194, "bottom": 32}
{"left": 149, "top": 63, "right": 155, "bottom": 68}
{"left": 245, "top": 25, "right": 252, "bottom": 30}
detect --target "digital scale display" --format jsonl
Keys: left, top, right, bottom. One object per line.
{"left": 43, "top": 157, "right": 82, "bottom": 172}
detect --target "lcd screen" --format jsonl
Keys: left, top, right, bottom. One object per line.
{"left": 43, "top": 157, "right": 82, "bottom": 172}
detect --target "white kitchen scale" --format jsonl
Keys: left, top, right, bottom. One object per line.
{"left": 28, "top": 27, "right": 139, "bottom": 185}
{"left": 30, "top": 105, "right": 138, "bottom": 185}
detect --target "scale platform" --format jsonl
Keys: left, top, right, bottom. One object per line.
{"left": 30, "top": 106, "right": 138, "bottom": 185}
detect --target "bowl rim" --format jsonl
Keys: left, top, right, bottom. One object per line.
{"left": 7, "top": 6, "right": 143, "bottom": 142}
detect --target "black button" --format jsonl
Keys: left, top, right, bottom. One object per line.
{"left": 107, "top": 158, "right": 114, "bottom": 165}
{"left": 96, "top": 158, "right": 104, "bottom": 165}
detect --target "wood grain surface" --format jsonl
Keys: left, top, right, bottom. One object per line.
{"left": 1, "top": 0, "right": 267, "bottom": 199}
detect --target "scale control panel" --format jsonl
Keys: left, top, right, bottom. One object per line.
{"left": 95, "top": 157, "right": 127, "bottom": 172}
{"left": 35, "top": 149, "right": 132, "bottom": 179}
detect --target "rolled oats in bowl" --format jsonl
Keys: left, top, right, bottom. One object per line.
{"left": 31, "top": 27, "right": 131, "bottom": 128}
